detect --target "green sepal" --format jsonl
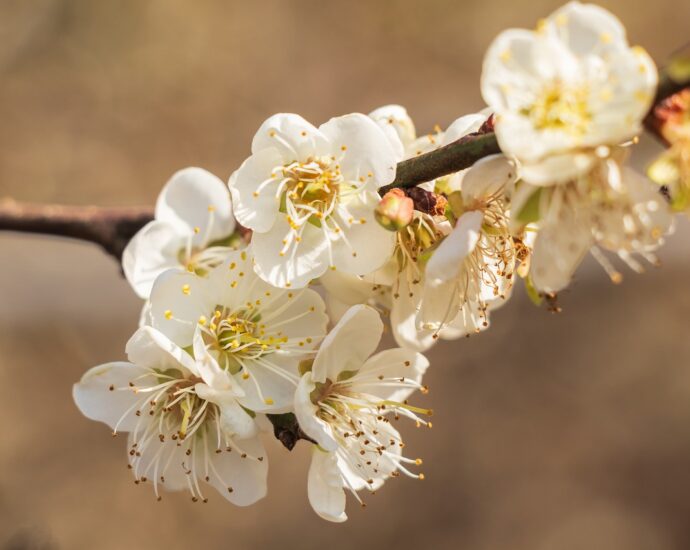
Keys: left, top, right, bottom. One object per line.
{"left": 516, "top": 187, "right": 542, "bottom": 225}
{"left": 524, "top": 276, "right": 543, "bottom": 307}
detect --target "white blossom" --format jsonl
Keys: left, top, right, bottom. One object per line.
{"left": 229, "top": 113, "right": 400, "bottom": 289}
{"left": 322, "top": 113, "right": 515, "bottom": 350}
{"left": 481, "top": 1, "right": 658, "bottom": 185}
{"left": 294, "top": 305, "right": 430, "bottom": 522}
{"left": 147, "top": 248, "right": 328, "bottom": 413}
{"left": 123, "top": 168, "right": 239, "bottom": 299}
{"left": 73, "top": 326, "right": 267, "bottom": 505}
{"left": 512, "top": 157, "right": 675, "bottom": 292}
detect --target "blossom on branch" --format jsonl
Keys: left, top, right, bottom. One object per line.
{"left": 229, "top": 113, "right": 400, "bottom": 289}
{"left": 481, "top": 1, "right": 657, "bottom": 185}
{"left": 294, "top": 305, "right": 430, "bottom": 522}
{"left": 73, "top": 326, "right": 268, "bottom": 505}
{"left": 147, "top": 248, "right": 328, "bottom": 413}
{"left": 123, "top": 168, "right": 240, "bottom": 299}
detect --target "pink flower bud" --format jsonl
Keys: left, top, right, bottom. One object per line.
{"left": 375, "top": 188, "right": 414, "bottom": 231}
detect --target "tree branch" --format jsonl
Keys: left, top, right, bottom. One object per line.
{"left": 0, "top": 198, "right": 153, "bottom": 260}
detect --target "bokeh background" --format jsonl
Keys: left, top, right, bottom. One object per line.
{"left": 1, "top": 0, "right": 690, "bottom": 548}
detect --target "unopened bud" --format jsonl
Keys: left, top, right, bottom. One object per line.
{"left": 375, "top": 189, "right": 414, "bottom": 231}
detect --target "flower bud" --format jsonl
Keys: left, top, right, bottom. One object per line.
{"left": 375, "top": 188, "right": 414, "bottom": 231}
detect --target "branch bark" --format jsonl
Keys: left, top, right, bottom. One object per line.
{"left": 0, "top": 198, "right": 153, "bottom": 260}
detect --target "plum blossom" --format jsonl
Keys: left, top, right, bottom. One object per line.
{"left": 229, "top": 113, "right": 400, "bottom": 288}
{"left": 294, "top": 305, "right": 430, "bottom": 522}
{"left": 123, "top": 168, "right": 239, "bottom": 299}
{"left": 147, "top": 248, "right": 328, "bottom": 413}
{"left": 73, "top": 326, "right": 267, "bottom": 505}
{"left": 481, "top": 2, "right": 658, "bottom": 185}
{"left": 322, "top": 113, "right": 515, "bottom": 350}
{"left": 424, "top": 154, "right": 518, "bottom": 331}
{"left": 512, "top": 155, "right": 675, "bottom": 292}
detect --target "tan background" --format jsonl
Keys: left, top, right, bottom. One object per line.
{"left": 1, "top": 1, "right": 690, "bottom": 548}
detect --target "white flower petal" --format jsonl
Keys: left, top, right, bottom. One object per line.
{"left": 545, "top": 2, "right": 627, "bottom": 58}
{"left": 122, "top": 220, "right": 183, "bottom": 299}
{"left": 194, "top": 383, "right": 257, "bottom": 439}
{"left": 307, "top": 448, "right": 347, "bottom": 523}
{"left": 125, "top": 326, "right": 197, "bottom": 375}
{"left": 530, "top": 211, "right": 592, "bottom": 292}
{"left": 207, "top": 435, "right": 268, "bottom": 506}
{"left": 251, "top": 113, "right": 330, "bottom": 160}
{"left": 311, "top": 305, "right": 383, "bottom": 384}
{"left": 389, "top": 270, "right": 437, "bottom": 352}
{"left": 460, "top": 154, "right": 518, "bottom": 201}
{"left": 73, "top": 362, "right": 155, "bottom": 433}
{"left": 336, "top": 420, "right": 403, "bottom": 492}
{"left": 229, "top": 147, "right": 285, "bottom": 232}
{"left": 425, "top": 211, "right": 483, "bottom": 286}
{"left": 331, "top": 191, "right": 396, "bottom": 276}
{"left": 368, "top": 104, "right": 415, "bottom": 157}
{"left": 294, "top": 374, "right": 338, "bottom": 451}
{"left": 127, "top": 432, "right": 189, "bottom": 491}
{"left": 442, "top": 113, "right": 487, "bottom": 145}
{"left": 320, "top": 113, "right": 400, "bottom": 187}
{"left": 355, "top": 348, "right": 429, "bottom": 403}
{"left": 251, "top": 217, "right": 330, "bottom": 288}
{"left": 155, "top": 167, "right": 235, "bottom": 243}
{"left": 149, "top": 269, "right": 214, "bottom": 347}
{"left": 192, "top": 327, "right": 244, "bottom": 395}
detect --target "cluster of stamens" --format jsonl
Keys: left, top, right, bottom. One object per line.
{"left": 111, "top": 370, "right": 262, "bottom": 503}
{"left": 522, "top": 81, "right": 592, "bottom": 137}
{"left": 310, "top": 369, "right": 431, "bottom": 506}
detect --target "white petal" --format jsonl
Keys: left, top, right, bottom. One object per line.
{"left": 191, "top": 326, "right": 243, "bottom": 394}
{"left": 311, "top": 305, "right": 383, "bottom": 384}
{"left": 368, "top": 104, "right": 416, "bottom": 157}
{"left": 389, "top": 269, "right": 437, "bottom": 352}
{"left": 531, "top": 210, "right": 592, "bottom": 292}
{"left": 251, "top": 217, "right": 330, "bottom": 288}
{"left": 307, "top": 448, "right": 347, "bottom": 523}
{"left": 194, "top": 384, "right": 257, "bottom": 439}
{"left": 320, "top": 113, "right": 400, "bottom": 187}
{"left": 336, "top": 420, "right": 403, "bottom": 492}
{"left": 149, "top": 269, "right": 214, "bottom": 347}
{"left": 545, "top": 2, "right": 627, "bottom": 58}
{"left": 251, "top": 113, "right": 330, "bottom": 160}
{"left": 460, "top": 154, "right": 518, "bottom": 201}
{"left": 520, "top": 151, "right": 597, "bottom": 186}
{"left": 155, "top": 167, "right": 235, "bottom": 243}
{"left": 73, "top": 362, "right": 155, "bottom": 433}
{"left": 207, "top": 435, "right": 268, "bottom": 506}
{"left": 354, "top": 348, "right": 429, "bottom": 403}
{"left": 122, "top": 220, "right": 183, "bottom": 299}
{"left": 229, "top": 147, "right": 285, "bottom": 232}
{"left": 127, "top": 432, "right": 189, "bottom": 491}
{"left": 331, "top": 191, "right": 396, "bottom": 276}
{"left": 126, "top": 326, "right": 197, "bottom": 375}
{"left": 442, "top": 113, "right": 487, "bottom": 145}
{"left": 425, "top": 211, "right": 483, "bottom": 286}
{"left": 294, "top": 374, "right": 338, "bottom": 451}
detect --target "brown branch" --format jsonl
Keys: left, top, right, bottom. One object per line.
{"left": 0, "top": 72, "right": 688, "bottom": 260}
{"left": 0, "top": 198, "right": 153, "bottom": 260}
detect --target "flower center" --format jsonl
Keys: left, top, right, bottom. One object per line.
{"left": 199, "top": 306, "right": 287, "bottom": 374}
{"left": 523, "top": 81, "right": 591, "bottom": 136}
{"left": 281, "top": 157, "right": 343, "bottom": 228}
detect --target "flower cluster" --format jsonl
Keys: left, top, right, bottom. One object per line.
{"left": 73, "top": 1, "right": 680, "bottom": 522}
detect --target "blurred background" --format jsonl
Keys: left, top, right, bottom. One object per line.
{"left": 1, "top": 0, "right": 690, "bottom": 548}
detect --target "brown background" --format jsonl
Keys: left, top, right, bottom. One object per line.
{"left": 1, "top": 1, "right": 690, "bottom": 548}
